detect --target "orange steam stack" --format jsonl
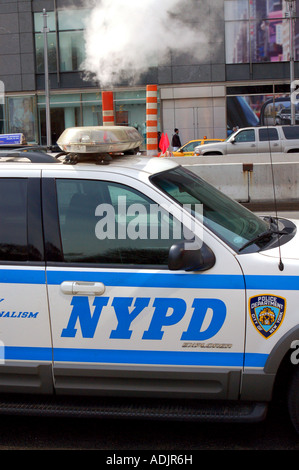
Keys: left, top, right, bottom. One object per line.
{"left": 146, "top": 85, "right": 158, "bottom": 155}
{"left": 102, "top": 91, "right": 115, "bottom": 126}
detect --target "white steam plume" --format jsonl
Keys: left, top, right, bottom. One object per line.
{"left": 82, "top": 0, "right": 212, "bottom": 86}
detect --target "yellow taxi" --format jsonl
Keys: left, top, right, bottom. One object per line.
{"left": 172, "top": 138, "right": 224, "bottom": 156}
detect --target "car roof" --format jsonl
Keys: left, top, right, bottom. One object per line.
{"left": 0, "top": 154, "right": 180, "bottom": 177}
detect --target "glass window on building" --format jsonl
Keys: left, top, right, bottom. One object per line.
{"left": 57, "top": 9, "right": 90, "bottom": 30}
{"left": 260, "top": 95, "right": 299, "bottom": 126}
{"left": 35, "top": 32, "right": 57, "bottom": 73}
{"left": 59, "top": 31, "right": 86, "bottom": 72}
{"left": 226, "top": 84, "right": 298, "bottom": 135}
{"left": 224, "top": 0, "right": 299, "bottom": 64}
{"left": 34, "top": 11, "right": 57, "bottom": 73}
{"left": 225, "top": 20, "right": 249, "bottom": 63}
{"left": 34, "top": 10, "right": 56, "bottom": 32}
{"left": 224, "top": 0, "right": 249, "bottom": 21}
{"left": 34, "top": 9, "right": 90, "bottom": 73}
{"left": 58, "top": 9, "right": 90, "bottom": 72}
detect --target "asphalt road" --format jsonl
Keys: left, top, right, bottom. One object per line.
{"left": 0, "top": 400, "right": 297, "bottom": 451}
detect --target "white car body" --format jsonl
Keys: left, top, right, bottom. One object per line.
{"left": 0, "top": 128, "right": 298, "bottom": 430}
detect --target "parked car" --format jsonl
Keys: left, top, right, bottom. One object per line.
{"left": 194, "top": 125, "right": 299, "bottom": 156}
{"left": 172, "top": 138, "right": 224, "bottom": 156}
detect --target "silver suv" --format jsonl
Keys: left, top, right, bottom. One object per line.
{"left": 194, "top": 125, "right": 299, "bottom": 156}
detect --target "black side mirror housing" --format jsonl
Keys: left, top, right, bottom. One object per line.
{"left": 168, "top": 241, "right": 216, "bottom": 272}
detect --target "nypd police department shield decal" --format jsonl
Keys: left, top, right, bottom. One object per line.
{"left": 249, "top": 295, "right": 286, "bottom": 338}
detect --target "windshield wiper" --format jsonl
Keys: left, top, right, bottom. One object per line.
{"left": 238, "top": 228, "right": 287, "bottom": 252}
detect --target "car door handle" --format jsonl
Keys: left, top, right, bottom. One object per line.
{"left": 60, "top": 281, "right": 106, "bottom": 296}
{"left": 250, "top": 144, "right": 256, "bottom": 147}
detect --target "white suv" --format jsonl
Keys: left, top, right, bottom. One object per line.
{"left": 0, "top": 126, "right": 299, "bottom": 432}
{"left": 194, "top": 125, "right": 299, "bottom": 156}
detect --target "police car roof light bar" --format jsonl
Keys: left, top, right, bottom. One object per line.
{"left": 57, "top": 126, "right": 144, "bottom": 157}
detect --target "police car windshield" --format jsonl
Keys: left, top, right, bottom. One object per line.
{"left": 151, "top": 167, "right": 269, "bottom": 252}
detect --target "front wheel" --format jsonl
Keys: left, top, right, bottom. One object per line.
{"left": 288, "top": 366, "right": 299, "bottom": 433}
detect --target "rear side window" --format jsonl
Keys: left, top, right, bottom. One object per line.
{"left": 258, "top": 128, "right": 279, "bottom": 141}
{"left": 0, "top": 179, "right": 28, "bottom": 261}
{"left": 282, "top": 126, "right": 299, "bottom": 139}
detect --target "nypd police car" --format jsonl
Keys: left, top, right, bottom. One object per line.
{"left": 0, "top": 125, "right": 299, "bottom": 432}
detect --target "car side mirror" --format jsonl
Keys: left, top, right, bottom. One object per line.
{"left": 231, "top": 138, "right": 236, "bottom": 144}
{"left": 168, "top": 241, "right": 216, "bottom": 272}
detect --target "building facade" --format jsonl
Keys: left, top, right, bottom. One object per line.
{"left": 0, "top": 0, "right": 298, "bottom": 147}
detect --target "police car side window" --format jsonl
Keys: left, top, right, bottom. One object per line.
{"left": 56, "top": 179, "right": 184, "bottom": 266}
{"left": 0, "top": 179, "right": 28, "bottom": 261}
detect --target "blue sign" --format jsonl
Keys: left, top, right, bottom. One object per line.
{"left": 0, "top": 133, "right": 25, "bottom": 144}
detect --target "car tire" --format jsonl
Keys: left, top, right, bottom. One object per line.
{"left": 287, "top": 366, "right": 299, "bottom": 433}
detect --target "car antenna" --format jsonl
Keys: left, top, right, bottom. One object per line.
{"left": 266, "top": 123, "right": 284, "bottom": 271}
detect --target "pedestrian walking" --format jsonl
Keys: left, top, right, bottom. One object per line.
{"left": 171, "top": 128, "right": 181, "bottom": 151}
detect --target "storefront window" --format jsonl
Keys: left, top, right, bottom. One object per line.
{"left": 7, "top": 96, "right": 37, "bottom": 143}
{"left": 36, "top": 90, "right": 150, "bottom": 146}
{"left": 115, "top": 90, "right": 157, "bottom": 141}
{"left": 37, "top": 94, "right": 81, "bottom": 145}
{"left": 226, "top": 83, "right": 298, "bottom": 134}
{"left": 260, "top": 95, "right": 299, "bottom": 125}
{"left": 82, "top": 93, "right": 102, "bottom": 126}
{"left": 0, "top": 106, "right": 4, "bottom": 134}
